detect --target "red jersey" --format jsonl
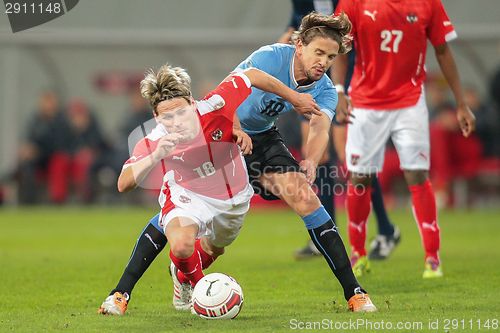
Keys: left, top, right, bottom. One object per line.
{"left": 335, "top": 0, "right": 456, "bottom": 109}
{"left": 123, "top": 73, "right": 252, "bottom": 205}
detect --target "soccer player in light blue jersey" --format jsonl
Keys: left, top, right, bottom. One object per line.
{"left": 99, "top": 12, "right": 376, "bottom": 314}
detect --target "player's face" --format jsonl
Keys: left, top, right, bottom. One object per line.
{"left": 296, "top": 37, "right": 339, "bottom": 82}
{"left": 155, "top": 98, "right": 200, "bottom": 142}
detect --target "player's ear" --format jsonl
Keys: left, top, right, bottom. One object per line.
{"left": 295, "top": 39, "right": 304, "bottom": 56}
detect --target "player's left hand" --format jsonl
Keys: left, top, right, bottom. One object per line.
{"left": 233, "top": 127, "right": 253, "bottom": 155}
{"left": 299, "top": 159, "right": 318, "bottom": 185}
{"left": 456, "top": 104, "right": 476, "bottom": 137}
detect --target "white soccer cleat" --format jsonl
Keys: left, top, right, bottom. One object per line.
{"left": 169, "top": 262, "right": 193, "bottom": 311}
{"left": 98, "top": 292, "right": 129, "bottom": 315}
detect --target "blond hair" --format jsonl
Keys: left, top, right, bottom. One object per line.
{"left": 140, "top": 64, "right": 192, "bottom": 112}
{"left": 292, "top": 12, "right": 352, "bottom": 54}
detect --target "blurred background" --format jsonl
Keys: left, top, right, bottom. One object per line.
{"left": 0, "top": 0, "right": 499, "bottom": 209}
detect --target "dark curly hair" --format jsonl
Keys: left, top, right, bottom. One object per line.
{"left": 292, "top": 12, "right": 352, "bottom": 54}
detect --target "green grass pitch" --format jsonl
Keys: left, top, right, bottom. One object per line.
{"left": 0, "top": 207, "right": 499, "bottom": 332}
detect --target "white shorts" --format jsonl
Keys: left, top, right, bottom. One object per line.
{"left": 159, "top": 185, "right": 253, "bottom": 248}
{"left": 346, "top": 92, "right": 430, "bottom": 174}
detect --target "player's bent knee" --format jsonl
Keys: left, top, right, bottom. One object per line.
{"left": 293, "top": 193, "right": 321, "bottom": 216}
{"left": 349, "top": 173, "right": 372, "bottom": 186}
{"left": 170, "top": 238, "right": 196, "bottom": 259}
{"left": 201, "top": 237, "right": 225, "bottom": 257}
{"left": 403, "top": 170, "right": 429, "bottom": 186}
{"left": 210, "top": 246, "right": 225, "bottom": 257}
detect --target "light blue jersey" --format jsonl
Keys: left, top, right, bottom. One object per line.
{"left": 235, "top": 43, "right": 338, "bottom": 135}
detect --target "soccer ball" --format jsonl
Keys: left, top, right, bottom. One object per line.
{"left": 191, "top": 273, "right": 244, "bottom": 319}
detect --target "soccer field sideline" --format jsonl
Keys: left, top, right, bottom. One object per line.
{"left": 0, "top": 207, "right": 499, "bottom": 332}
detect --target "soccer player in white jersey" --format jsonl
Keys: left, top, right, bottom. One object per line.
{"left": 333, "top": 0, "right": 476, "bottom": 278}
{"left": 98, "top": 64, "right": 319, "bottom": 314}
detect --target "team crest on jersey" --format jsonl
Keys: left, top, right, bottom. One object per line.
{"left": 407, "top": 13, "right": 418, "bottom": 24}
{"left": 211, "top": 129, "right": 223, "bottom": 141}
{"left": 179, "top": 195, "right": 191, "bottom": 203}
{"left": 351, "top": 154, "right": 360, "bottom": 166}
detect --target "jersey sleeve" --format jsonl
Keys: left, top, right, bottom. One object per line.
{"left": 334, "top": 0, "right": 356, "bottom": 36}
{"left": 200, "top": 72, "right": 252, "bottom": 119}
{"left": 316, "top": 82, "right": 338, "bottom": 122}
{"left": 123, "top": 138, "right": 155, "bottom": 168}
{"left": 427, "top": 0, "right": 457, "bottom": 46}
{"left": 235, "top": 45, "right": 283, "bottom": 77}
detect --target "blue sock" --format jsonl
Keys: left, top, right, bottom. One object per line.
{"left": 149, "top": 213, "right": 163, "bottom": 232}
{"left": 301, "top": 206, "right": 332, "bottom": 230}
{"left": 371, "top": 177, "right": 395, "bottom": 236}
{"left": 302, "top": 207, "right": 363, "bottom": 300}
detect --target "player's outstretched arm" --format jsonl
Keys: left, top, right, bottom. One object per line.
{"left": 242, "top": 68, "right": 322, "bottom": 117}
{"left": 434, "top": 43, "right": 476, "bottom": 137}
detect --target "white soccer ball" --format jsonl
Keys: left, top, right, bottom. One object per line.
{"left": 191, "top": 273, "right": 244, "bottom": 319}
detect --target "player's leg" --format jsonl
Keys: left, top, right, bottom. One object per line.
{"left": 371, "top": 176, "right": 394, "bottom": 236}
{"left": 172, "top": 237, "right": 224, "bottom": 285}
{"left": 392, "top": 95, "right": 442, "bottom": 278}
{"left": 368, "top": 176, "right": 401, "bottom": 260}
{"left": 295, "top": 153, "right": 335, "bottom": 260}
{"left": 260, "top": 171, "right": 375, "bottom": 312}
{"left": 98, "top": 213, "right": 167, "bottom": 315}
{"left": 347, "top": 173, "right": 373, "bottom": 277}
{"left": 404, "top": 170, "right": 441, "bottom": 277}
{"left": 166, "top": 216, "right": 204, "bottom": 284}
{"left": 345, "top": 108, "right": 394, "bottom": 276}
{"left": 164, "top": 214, "right": 202, "bottom": 311}
{"left": 194, "top": 195, "right": 251, "bottom": 271}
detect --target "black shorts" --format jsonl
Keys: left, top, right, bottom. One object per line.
{"left": 244, "top": 127, "right": 301, "bottom": 201}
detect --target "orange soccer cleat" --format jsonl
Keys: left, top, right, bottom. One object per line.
{"left": 98, "top": 292, "right": 129, "bottom": 315}
{"left": 348, "top": 291, "right": 377, "bottom": 312}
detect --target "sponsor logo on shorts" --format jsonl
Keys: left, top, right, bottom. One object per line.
{"left": 179, "top": 195, "right": 191, "bottom": 203}
{"left": 418, "top": 152, "right": 428, "bottom": 161}
{"left": 211, "top": 129, "right": 223, "bottom": 141}
{"left": 351, "top": 154, "right": 360, "bottom": 166}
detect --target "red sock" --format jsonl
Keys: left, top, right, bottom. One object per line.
{"left": 409, "top": 179, "right": 440, "bottom": 261}
{"left": 195, "top": 239, "right": 217, "bottom": 269}
{"left": 346, "top": 182, "right": 371, "bottom": 256}
{"left": 169, "top": 249, "right": 204, "bottom": 285}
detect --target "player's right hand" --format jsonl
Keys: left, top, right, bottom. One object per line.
{"left": 334, "top": 92, "right": 353, "bottom": 125}
{"left": 152, "top": 133, "right": 182, "bottom": 161}
{"left": 456, "top": 104, "right": 476, "bottom": 137}
{"left": 293, "top": 92, "right": 322, "bottom": 119}
{"left": 233, "top": 127, "right": 253, "bottom": 155}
